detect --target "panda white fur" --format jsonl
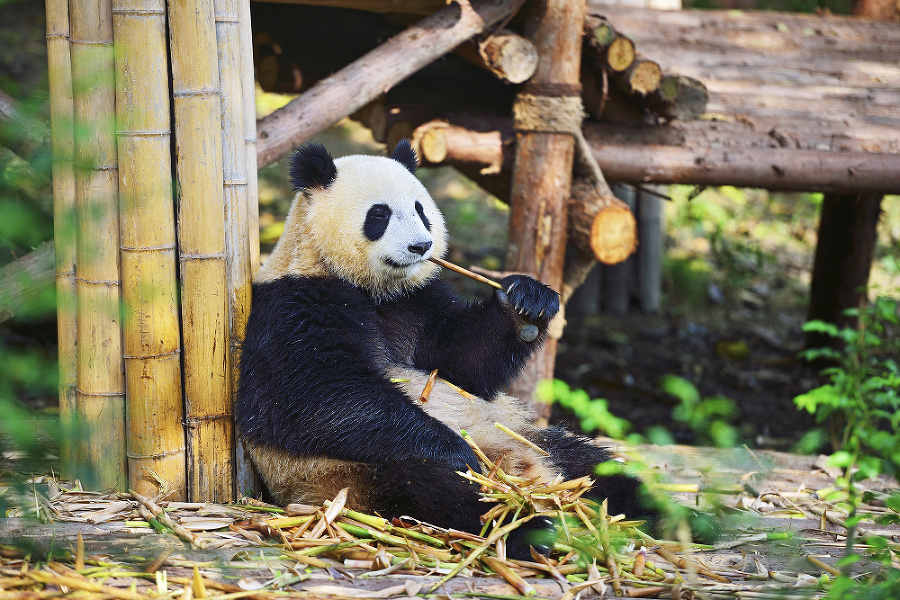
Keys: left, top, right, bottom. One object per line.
{"left": 236, "top": 141, "right": 653, "bottom": 550}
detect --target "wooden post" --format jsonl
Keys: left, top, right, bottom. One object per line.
{"left": 69, "top": 0, "right": 127, "bottom": 489}
{"left": 167, "top": 0, "right": 232, "bottom": 502}
{"left": 45, "top": 0, "right": 78, "bottom": 476}
{"left": 806, "top": 0, "right": 891, "bottom": 349}
{"left": 806, "top": 195, "right": 882, "bottom": 348}
{"left": 505, "top": 0, "right": 587, "bottom": 422}
{"left": 113, "top": 0, "right": 186, "bottom": 499}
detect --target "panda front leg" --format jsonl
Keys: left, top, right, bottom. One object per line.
{"left": 414, "top": 275, "right": 561, "bottom": 400}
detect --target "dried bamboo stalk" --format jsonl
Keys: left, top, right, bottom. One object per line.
{"left": 112, "top": 0, "right": 186, "bottom": 499}
{"left": 168, "top": 0, "right": 232, "bottom": 502}
{"left": 69, "top": 0, "right": 126, "bottom": 490}
{"left": 216, "top": 0, "right": 254, "bottom": 501}
{"left": 45, "top": 0, "right": 77, "bottom": 477}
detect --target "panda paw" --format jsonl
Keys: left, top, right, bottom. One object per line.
{"left": 497, "top": 275, "right": 560, "bottom": 342}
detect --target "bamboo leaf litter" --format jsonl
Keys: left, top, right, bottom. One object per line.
{"left": 3, "top": 443, "right": 898, "bottom": 598}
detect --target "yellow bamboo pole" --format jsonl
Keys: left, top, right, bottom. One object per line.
{"left": 167, "top": 0, "right": 232, "bottom": 502}
{"left": 69, "top": 0, "right": 126, "bottom": 489}
{"left": 45, "top": 0, "right": 77, "bottom": 476}
{"left": 215, "top": 0, "right": 256, "bottom": 499}
{"left": 238, "top": 0, "right": 260, "bottom": 276}
{"left": 113, "top": 0, "right": 186, "bottom": 499}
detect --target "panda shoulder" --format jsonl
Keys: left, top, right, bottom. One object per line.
{"left": 251, "top": 276, "right": 373, "bottom": 322}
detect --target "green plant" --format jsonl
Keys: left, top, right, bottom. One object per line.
{"left": 657, "top": 375, "right": 739, "bottom": 448}
{"left": 536, "top": 380, "right": 633, "bottom": 440}
{"left": 794, "top": 293, "right": 900, "bottom": 597}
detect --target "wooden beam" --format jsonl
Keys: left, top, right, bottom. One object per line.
{"left": 255, "top": 0, "right": 525, "bottom": 169}
{"left": 584, "top": 133, "right": 900, "bottom": 194}
{"left": 398, "top": 112, "right": 900, "bottom": 194}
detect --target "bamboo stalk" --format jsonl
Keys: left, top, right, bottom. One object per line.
{"left": 69, "top": 0, "right": 126, "bottom": 490}
{"left": 216, "top": 0, "right": 254, "bottom": 502}
{"left": 113, "top": 0, "right": 186, "bottom": 499}
{"left": 45, "top": 0, "right": 77, "bottom": 478}
{"left": 167, "top": 0, "right": 232, "bottom": 502}
{"left": 237, "top": 0, "right": 260, "bottom": 277}
{"left": 429, "top": 256, "right": 502, "bottom": 289}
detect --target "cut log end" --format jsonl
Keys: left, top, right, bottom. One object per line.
{"left": 590, "top": 202, "right": 638, "bottom": 264}
{"left": 622, "top": 59, "right": 662, "bottom": 96}
{"left": 606, "top": 37, "right": 635, "bottom": 72}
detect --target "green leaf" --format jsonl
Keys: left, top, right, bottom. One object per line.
{"left": 885, "top": 494, "right": 900, "bottom": 514}
{"left": 658, "top": 375, "right": 700, "bottom": 407}
{"left": 835, "top": 553, "right": 861, "bottom": 568}
{"left": 828, "top": 451, "right": 853, "bottom": 468}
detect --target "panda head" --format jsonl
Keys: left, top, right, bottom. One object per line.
{"left": 283, "top": 140, "right": 447, "bottom": 299}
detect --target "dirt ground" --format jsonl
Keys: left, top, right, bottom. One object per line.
{"left": 554, "top": 304, "right": 820, "bottom": 447}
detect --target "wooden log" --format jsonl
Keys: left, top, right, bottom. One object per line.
{"left": 413, "top": 122, "right": 512, "bottom": 175}
{"left": 168, "top": 0, "right": 232, "bottom": 503}
{"left": 505, "top": 0, "right": 587, "bottom": 420}
{"left": 583, "top": 129, "right": 900, "bottom": 194}
{"left": 645, "top": 74, "right": 708, "bottom": 121}
{"left": 112, "top": 0, "right": 186, "bottom": 499}
{"left": 456, "top": 30, "right": 539, "bottom": 84}
{"left": 44, "top": 0, "right": 77, "bottom": 477}
{"left": 568, "top": 179, "right": 637, "bottom": 266}
{"left": 616, "top": 57, "right": 661, "bottom": 96}
{"left": 0, "top": 242, "right": 55, "bottom": 324}
{"left": 581, "top": 65, "right": 647, "bottom": 125}
{"left": 255, "top": 0, "right": 526, "bottom": 170}
{"left": 583, "top": 15, "right": 634, "bottom": 73}
{"left": 601, "top": 184, "right": 634, "bottom": 316}
{"left": 70, "top": 0, "right": 127, "bottom": 490}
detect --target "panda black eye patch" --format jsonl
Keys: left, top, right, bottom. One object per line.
{"left": 364, "top": 203, "right": 392, "bottom": 241}
{"left": 415, "top": 201, "right": 431, "bottom": 231}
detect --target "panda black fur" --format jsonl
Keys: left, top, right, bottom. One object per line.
{"left": 236, "top": 141, "right": 653, "bottom": 545}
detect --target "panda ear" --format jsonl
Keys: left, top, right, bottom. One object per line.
{"left": 391, "top": 139, "right": 418, "bottom": 173}
{"left": 290, "top": 143, "right": 337, "bottom": 191}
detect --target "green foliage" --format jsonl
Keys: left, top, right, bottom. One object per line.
{"left": 657, "top": 375, "right": 739, "bottom": 447}
{"left": 795, "top": 295, "right": 900, "bottom": 481}
{"left": 539, "top": 377, "right": 741, "bottom": 449}
{"left": 794, "top": 293, "right": 900, "bottom": 597}
{"left": 536, "top": 380, "right": 632, "bottom": 440}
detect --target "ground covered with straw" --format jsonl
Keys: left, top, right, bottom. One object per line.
{"left": 1, "top": 444, "right": 897, "bottom": 600}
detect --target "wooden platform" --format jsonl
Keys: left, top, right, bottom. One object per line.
{"left": 586, "top": 3, "right": 900, "bottom": 193}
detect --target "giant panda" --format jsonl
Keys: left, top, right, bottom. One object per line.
{"left": 236, "top": 141, "right": 654, "bottom": 551}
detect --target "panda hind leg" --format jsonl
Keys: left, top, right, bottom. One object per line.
{"left": 538, "top": 427, "right": 660, "bottom": 527}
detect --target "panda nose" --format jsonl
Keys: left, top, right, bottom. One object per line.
{"left": 408, "top": 240, "right": 432, "bottom": 256}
